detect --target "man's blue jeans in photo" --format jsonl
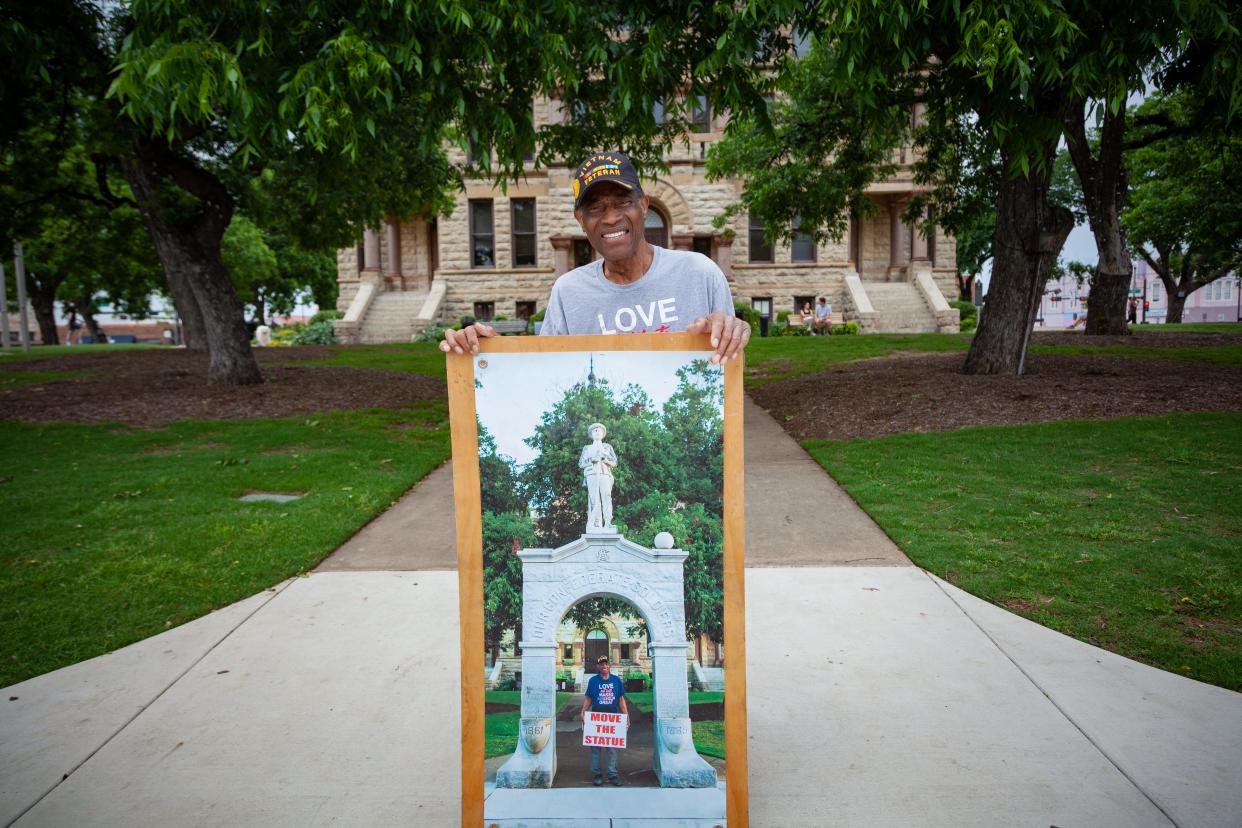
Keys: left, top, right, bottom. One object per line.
{"left": 590, "top": 746, "right": 619, "bottom": 780}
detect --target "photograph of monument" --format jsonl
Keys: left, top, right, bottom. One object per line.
{"left": 473, "top": 348, "right": 727, "bottom": 821}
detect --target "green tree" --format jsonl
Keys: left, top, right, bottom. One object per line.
{"left": 710, "top": 1, "right": 1240, "bottom": 373}
{"left": 94, "top": 1, "right": 818, "bottom": 384}
{"left": 1123, "top": 93, "right": 1242, "bottom": 324}
{"left": 500, "top": 360, "right": 726, "bottom": 645}
{"left": 221, "top": 215, "right": 279, "bottom": 324}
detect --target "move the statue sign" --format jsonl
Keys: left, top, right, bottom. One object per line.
{"left": 582, "top": 711, "right": 628, "bottom": 749}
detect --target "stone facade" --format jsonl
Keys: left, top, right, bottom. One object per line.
{"left": 335, "top": 98, "right": 959, "bottom": 336}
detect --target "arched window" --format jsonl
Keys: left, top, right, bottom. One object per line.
{"left": 644, "top": 207, "right": 669, "bottom": 248}
{"left": 584, "top": 629, "right": 609, "bottom": 665}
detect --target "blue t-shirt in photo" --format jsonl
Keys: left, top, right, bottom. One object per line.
{"left": 585, "top": 674, "right": 626, "bottom": 713}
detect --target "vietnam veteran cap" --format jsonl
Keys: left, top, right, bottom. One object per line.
{"left": 572, "top": 151, "right": 643, "bottom": 208}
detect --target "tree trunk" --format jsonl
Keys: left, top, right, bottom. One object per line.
{"left": 76, "top": 294, "right": 108, "bottom": 343}
{"left": 1086, "top": 267, "right": 1130, "bottom": 334}
{"left": 1065, "top": 103, "right": 1132, "bottom": 336}
{"left": 121, "top": 145, "right": 262, "bottom": 385}
{"left": 964, "top": 145, "right": 1074, "bottom": 374}
{"left": 29, "top": 289, "right": 59, "bottom": 346}
{"left": 1165, "top": 288, "right": 1187, "bottom": 324}
{"left": 23, "top": 272, "right": 65, "bottom": 346}
{"left": 164, "top": 261, "right": 207, "bottom": 351}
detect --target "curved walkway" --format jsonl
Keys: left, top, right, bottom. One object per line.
{"left": 2, "top": 399, "right": 1239, "bottom": 826}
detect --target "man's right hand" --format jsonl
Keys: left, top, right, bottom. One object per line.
{"left": 439, "top": 323, "right": 496, "bottom": 355}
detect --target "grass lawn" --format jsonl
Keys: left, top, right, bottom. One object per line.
{"left": 483, "top": 690, "right": 727, "bottom": 759}
{"left": 744, "top": 333, "right": 972, "bottom": 386}
{"left": 805, "top": 412, "right": 1242, "bottom": 691}
{"left": 1132, "top": 323, "right": 1241, "bottom": 333}
{"left": 282, "top": 342, "right": 448, "bottom": 378}
{"left": 0, "top": 402, "right": 450, "bottom": 687}
{"left": 0, "top": 368, "right": 89, "bottom": 389}
{"left": 485, "top": 690, "right": 576, "bottom": 758}
{"left": 0, "top": 343, "right": 162, "bottom": 361}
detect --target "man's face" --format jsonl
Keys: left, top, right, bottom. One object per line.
{"left": 598, "top": 660, "right": 610, "bottom": 678}
{"left": 575, "top": 182, "right": 649, "bottom": 261}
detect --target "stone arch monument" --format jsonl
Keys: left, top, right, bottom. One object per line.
{"left": 494, "top": 528, "right": 718, "bottom": 789}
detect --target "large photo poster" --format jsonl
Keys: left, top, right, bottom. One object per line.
{"left": 447, "top": 333, "right": 746, "bottom": 826}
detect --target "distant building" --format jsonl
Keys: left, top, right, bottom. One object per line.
{"left": 1036, "top": 260, "right": 1239, "bottom": 328}
{"left": 334, "top": 97, "right": 961, "bottom": 341}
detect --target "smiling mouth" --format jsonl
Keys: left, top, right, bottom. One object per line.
{"left": 601, "top": 228, "right": 629, "bottom": 240}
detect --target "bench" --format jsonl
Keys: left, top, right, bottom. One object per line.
{"left": 488, "top": 320, "right": 530, "bottom": 335}
{"left": 109, "top": 334, "right": 138, "bottom": 344}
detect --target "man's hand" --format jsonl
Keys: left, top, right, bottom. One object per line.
{"left": 439, "top": 323, "right": 496, "bottom": 355}
{"left": 686, "top": 311, "right": 751, "bottom": 364}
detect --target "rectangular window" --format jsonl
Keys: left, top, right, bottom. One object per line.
{"left": 510, "top": 199, "right": 537, "bottom": 267}
{"left": 653, "top": 97, "right": 665, "bottom": 126}
{"left": 692, "top": 235, "right": 713, "bottom": 257}
{"left": 563, "top": 644, "right": 573, "bottom": 661}
{"left": 690, "top": 95, "right": 711, "bottom": 133}
{"left": 791, "top": 216, "right": 816, "bottom": 262}
{"left": 748, "top": 213, "right": 773, "bottom": 262}
{"left": 515, "top": 301, "right": 536, "bottom": 320}
{"left": 469, "top": 200, "right": 495, "bottom": 268}
{"left": 1151, "top": 280, "right": 1161, "bottom": 302}
{"left": 472, "top": 301, "right": 495, "bottom": 321}
{"left": 1225, "top": 279, "right": 1234, "bottom": 301}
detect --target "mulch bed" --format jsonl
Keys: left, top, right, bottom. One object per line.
{"left": 752, "top": 346, "right": 1242, "bottom": 442}
{"left": 5, "top": 334, "right": 1241, "bottom": 437}
{"left": 0, "top": 346, "right": 445, "bottom": 427}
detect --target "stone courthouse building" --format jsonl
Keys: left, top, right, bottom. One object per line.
{"left": 334, "top": 98, "right": 960, "bottom": 341}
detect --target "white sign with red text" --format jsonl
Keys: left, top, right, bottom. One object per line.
{"left": 582, "top": 711, "right": 628, "bottom": 749}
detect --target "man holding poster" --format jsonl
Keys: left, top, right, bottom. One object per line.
{"left": 581, "top": 656, "right": 630, "bottom": 786}
{"left": 440, "top": 150, "right": 751, "bottom": 363}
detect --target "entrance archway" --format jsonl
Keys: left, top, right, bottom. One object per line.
{"left": 494, "top": 531, "right": 717, "bottom": 789}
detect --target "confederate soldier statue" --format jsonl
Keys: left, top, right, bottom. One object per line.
{"left": 579, "top": 423, "right": 617, "bottom": 532}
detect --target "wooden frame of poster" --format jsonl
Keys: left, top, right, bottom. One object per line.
{"left": 446, "top": 332, "right": 748, "bottom": 826}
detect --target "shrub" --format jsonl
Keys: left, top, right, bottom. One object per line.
{"left": 310, "top": 308, "right": 344, "bottom": 325}
{"left": 829, "top": 322, "right": 860, "bottom": 335}
{"left": 531, "top": 307, "right": 546, "bottom": 323}
{"left": 291, "top": 319, "right": 337, "bottom": 345}
{"left": 949, "top": 299, "right": 978, "bottom": 332}
{"left": 496, "top": 677, "right": 519, "bottom": 692}
{"left": 733, "top": 301, "right": 760, "bottom": 335}
{"left": 416, "top": 324, "right": 449, "bottom": 343}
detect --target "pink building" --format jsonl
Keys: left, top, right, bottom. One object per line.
{"left": 1035, "top": 260, "right": 1239, "bottom": 328}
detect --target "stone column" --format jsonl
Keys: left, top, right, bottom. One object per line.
{"left": 888, "top": 198, "right": 908, "bottom": 280}
{"left": 494, "top": 641, "right": 558, "bottom": 788}
{"left": 384, "top": 219, "right": 403, "bottom": 288}
{"left": 911, "top": 203, "right": 930, "bottom": 265}
{"left": 913, "top": 100, "right": 927, "bottom": 128}
{"left": 549, "top": 234, "right": 572, "bottom": 277}
{"left": 362, "top": 228, "right": 382, "bottom": 277}
{"left": 671, "top": 232, "right": 694, "bottom": 251}
{"left": 714, "top": 233, "right": 734, "bottom": 282}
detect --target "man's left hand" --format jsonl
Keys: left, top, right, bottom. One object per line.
{"left": 686, "top": 311, "right": 751, "bottom": 364}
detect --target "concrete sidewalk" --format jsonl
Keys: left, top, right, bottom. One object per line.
{"left": 3, "top": 401, "right": 1240, "bottom": 827}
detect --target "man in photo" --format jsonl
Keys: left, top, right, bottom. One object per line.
{"left": 581, "top": 655, "right": 630, "bottom": 787}
{"left": 441, "top": 150, "right": 751, "bottom": 362}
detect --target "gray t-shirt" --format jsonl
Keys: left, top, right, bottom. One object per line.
{"left": 539, "top": 246, "right": 734, "bottom": 336}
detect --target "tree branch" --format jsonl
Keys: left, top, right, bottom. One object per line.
{"left": 91, "top": 154, "right": 139, "bottom": 209}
